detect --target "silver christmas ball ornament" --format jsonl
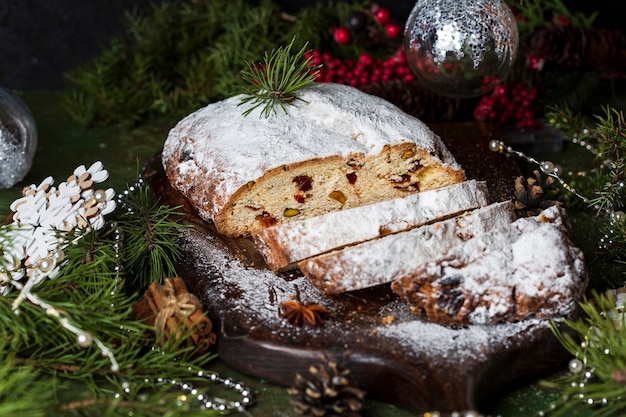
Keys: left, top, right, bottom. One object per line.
{"left": 404, "top": 0, "right": 519, "bottom": 98}
{"left": 0, "top": 87, "right": 38, "bottom": 189}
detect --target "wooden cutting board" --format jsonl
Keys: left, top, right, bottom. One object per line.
{"left": 144, "top": 122, "right": 571, "bottom": 415}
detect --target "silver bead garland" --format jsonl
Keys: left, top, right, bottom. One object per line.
{"left": 111, "top": 178, "right": 254, "bottom": 414}
{"left": 421, "top": 411, "right": 499, "bottom": 417}
{"left": 488, "top": 135, "right": 626, "bottom": 415}
{"left": 113, "top": 348, "right": 254, "bottom": 414}
{"left": 488, "top": 138, "right": 626, "bottom": 251}
{"left": 154, "top": 371, "right": 254, "bottom": 413}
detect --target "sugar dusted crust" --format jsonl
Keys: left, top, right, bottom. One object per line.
{"left": 253, "top": 180, "right": 490, "bottom": 271}
{"left": 299, "top": 200, "right": 515, "bottom": 294}
{"left": 391, "top": 206, "right": 588, "bottom": 325}
{"left": 162, "top": 83, "right": 465, "bottom": 237}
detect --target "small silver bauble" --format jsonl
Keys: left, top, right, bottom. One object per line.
{"left": 404, "top": 0, "right": 519, "bottom": 98}
{"left": 0, "top": 87, "right": 38, "bottom": 189}
{"left": 568, "top": 358, "right": 584, "bottom": 374}
{"left": 77, "top": 331, "right": 93, "bottom": 348}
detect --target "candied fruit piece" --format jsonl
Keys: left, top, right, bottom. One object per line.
{"left": 256, "top": 211, "right": 277, "bottom": 227}
{"left": 329, "top": 190, "right": 346, "bottom": 205}
{"left": 293, "top": 175, "right": 313, "bottom": 192}
{"left": 284, "top": 208, "right": 300, "bottom": 217}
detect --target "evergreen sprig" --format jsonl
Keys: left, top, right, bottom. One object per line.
{"left": 238, "top": 37, "right": 320, "bottom": 118}
{"left": 63, "top": 0, "right": 290, "bottom": 127}
{"left": 0, "top": 343, "right": 53, "bottom": 417}
{"left": 115, "top": 182, "right": 189, "bottom": 294}
{"left": 543, "top": 291, "right": 626, "bottom": 417}
{"left": 545, "top": 106, "right": 626, "bottom": 287}
{"left": 0, "top": 176, "right": 235, "bottom": 416}
{"left": 511, "top": 0, "right": 597, "bottom": 40}
{"left": 62, "top": 1, "right": 385, "bottom": 127}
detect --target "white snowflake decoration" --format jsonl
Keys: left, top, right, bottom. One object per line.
{"left": 0, "top": 161, "right": 119, "bottom": 370}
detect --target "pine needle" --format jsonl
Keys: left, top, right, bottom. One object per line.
{"left": 238, "top": 37, "right": 320, "bottom": 118}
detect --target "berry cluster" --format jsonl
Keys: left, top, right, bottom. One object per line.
{"left": 473, "top": 82, "right": 542, "bottom": 130}
{"left": 305, "top": 48, "right": 415, "bottom": 88}
{"left": 333, "top": 4, "right": 403, "bottom": 46}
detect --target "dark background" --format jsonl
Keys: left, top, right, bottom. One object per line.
{"left": 0, "top": 0, "right": 620, "bottom": 90}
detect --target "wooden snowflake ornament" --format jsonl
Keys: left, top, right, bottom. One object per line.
{"left": 0, "top": 161, "right": 119, "bottom": 370}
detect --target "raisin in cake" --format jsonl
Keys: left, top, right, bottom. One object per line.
{"left": 390, "top": 205, "right": 588, "bottom": 325}
{"left": 162, "top": 82, "right": 465, "bottom": 237}
{"left": 253, "top": 180, "right": 489, "bottom": 271}
{"left": 299, "top": 200, "right": 514, "bottom": 294}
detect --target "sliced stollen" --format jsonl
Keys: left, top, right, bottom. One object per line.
{"left": 252, "top": 179, "right": 489, "bottom": 271}
{"left": 162, "top": 82, "right": 465, "bottom": 237}
{"left": 390, "top": 205, "right": 588, "bottom": 326}
{"left": 298, "top": 200, "right": 515, "bottom": 294}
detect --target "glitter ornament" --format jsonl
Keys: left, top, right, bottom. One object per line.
{"left": 0, "top": 87, "right": 38, "bottom": 189}
{"left": 403, "top": 0, "right": 519, "bottom": 98}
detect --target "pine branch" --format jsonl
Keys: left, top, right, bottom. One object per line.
{"left": 587, "top": 108, "right": 626, "bottom": 214}
{"left": 0, "top": 343, "right": 53, "bottom": 417}
{"left": 509, "top": 0, "right": 598, "bottom": 40}
{"left": 0, "top": 163, "right": 244, "bottom": 416}
{"left": 114, "top": 182, "right": 189, "bottom": 294}
{"left": 63, "top": 0, "right": 291, "bottom": 127}
{"left": 238, "top": 37, "right": 320, "bottom": 118}
{"left": 543, "top": 291, "right": 626, "bottom": 416}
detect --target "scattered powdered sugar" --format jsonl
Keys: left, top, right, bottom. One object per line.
{"left": 376, "top": 317, "right": 552, "bottom": 363}
{"left": 179, "top": 226, "right": 558, "bottom": 364}
{"left": 181, "top": 230, "right": 334, "bottom": 330}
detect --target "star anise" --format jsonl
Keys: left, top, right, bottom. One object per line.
{"left": 280, "top": 300, "right": 331, "bottom": 327}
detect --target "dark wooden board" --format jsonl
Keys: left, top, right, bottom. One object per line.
{"left": 144, "top": 123, "right": 572, "bottom": 415}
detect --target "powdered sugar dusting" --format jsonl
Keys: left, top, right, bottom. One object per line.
{"left": 254, "top": 179, "right": 490, "bottom": 271}
{"left": 376, "top": 318, "right": 552, "bottom": 363}
{"left": 162, "top": 83, "right": 462, "bottom": 221}
{"left": 179, "top": 226, "right": 558, "bottom": 364}
{"left": 392, "top": 205, "right": 588, "bottom": 325}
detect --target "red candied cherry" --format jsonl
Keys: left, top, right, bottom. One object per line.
{"left": 334, "top": 27, "right": 352, "bottom": 45}
{"left": 374, "top": 7, "right": 392, "bottom": 25}
{"left": 385, "top": 23, "right": 402, "bottom": 38}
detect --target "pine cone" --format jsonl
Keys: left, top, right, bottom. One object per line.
{"left": 359, "top": 79, "right": 478, "bottom": 123}
{"left": 288, "top": 354, "right": 366, "bottom": 417}
{"left": 529, "top": 26, "right": 626, "bottom": 78}
{"left": 513, "top": 170, "right": 560, "bottom": 217}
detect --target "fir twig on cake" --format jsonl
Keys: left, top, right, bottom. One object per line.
{"left": 238, "top": 37, "right": 320, "bottom": 118}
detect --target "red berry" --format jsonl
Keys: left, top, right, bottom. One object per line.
{"left": 493, "top": 85, "right": 507, "bottom": 98}
{"left": 554, "top": 15, "right": 571, "bottom": 26}
{"left": 359, "top": 53, "right": 374, "bottom": 66}
{"left": 385, "top": 23, "right": 402, "bottom": 38}
{"left": 374, "top": 7, "right": 392, "bottom": 24}
{"left": 333, "top": 27, "right": 352, "bottom": 45}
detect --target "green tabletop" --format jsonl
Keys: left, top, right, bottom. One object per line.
{"left": 0, "top": 91, "right": 587, "bottom": 417}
